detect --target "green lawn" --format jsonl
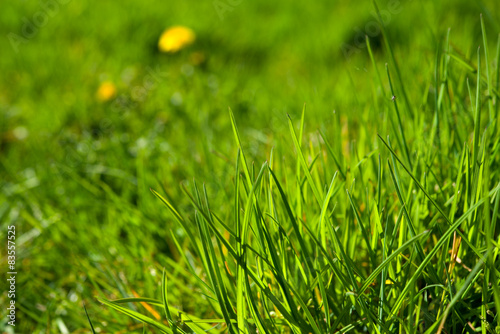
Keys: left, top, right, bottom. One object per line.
{"left": 1, "top": 0, "right": 500, "bottom": 333}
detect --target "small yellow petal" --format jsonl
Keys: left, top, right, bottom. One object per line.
{"left": 96, "top": 81, "right": 116, "bottom": 102}
{"left": 158, "top": 26, "right": 195, "bottom": 53}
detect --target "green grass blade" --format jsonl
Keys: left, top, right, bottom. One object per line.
{"left": 386, "top": 65, "right": 412, "bottom": 169}
{"left": 346, "top": 189, "right": 375, "bottom": 265}
{"left": 229, "top": 108, "right": 253, "bottom": 188}
{"left": 319, "top": 172, "right": 338, "bottom": 248}
{"left": 161, "top": 269, "right": 175, "bottom": 327}
{"left": 288, "top": 114, "right": 323, "bottom": 205}
{"left": 319, "top": 130, "right": 346, "bottom": 179}
{"left": 236, "top": 161, "right": 268, "bottom": 333}
{"left": 480, "top": 14, "right": 494, "bottom": 128}
{"left": 372, "top": 0, "right": 412, "bottom": 118}
{"left": 98, "top": 298, "right": 173, "bottom": 334}
{"left": 83, "top": 303, "right": 97, "bottom": 334}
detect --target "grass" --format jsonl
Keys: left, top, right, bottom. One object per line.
{"left": 1, "top": 0, "right": 500, "bottom": 333}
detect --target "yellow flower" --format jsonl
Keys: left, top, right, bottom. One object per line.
{"left": 158, "top": 26, "right": 195, "bottom": 53}
{"left": 96, "top": 81, "right": 116, "bottom": 102}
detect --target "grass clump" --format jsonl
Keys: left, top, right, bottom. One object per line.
{"left": 1, "top": 1, "right": 500, "bottom": 333}
{"left": 99, "top": 25, "right": 500, "bottom": 330}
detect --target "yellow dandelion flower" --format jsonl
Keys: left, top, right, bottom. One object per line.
{"left": 158, "top": 26, "right": 195, "bottom": 53}
{"left": 96, "top": 81, "right": 116, "bottom": 102}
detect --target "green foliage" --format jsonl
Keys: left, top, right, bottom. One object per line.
{"left": 1, "top": 0, "right": 500, "bottom": 333}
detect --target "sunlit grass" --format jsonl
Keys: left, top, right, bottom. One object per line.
{"left": 99, "top": 20, "right": 500, "bottom": 330}
{"left": 1, "top": 0, "right": 499, "bottom": 333}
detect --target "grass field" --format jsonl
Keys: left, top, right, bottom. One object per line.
{"left": 1, "top": 0, "right": 500, "bottom": 333}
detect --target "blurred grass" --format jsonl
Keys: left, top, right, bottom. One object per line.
{"left": 0, "top": 0, "right": 500, "bottom": 332}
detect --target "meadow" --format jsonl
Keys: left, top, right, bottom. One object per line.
{"left": 1, "top": 0, "right": 500, "bottom": 332}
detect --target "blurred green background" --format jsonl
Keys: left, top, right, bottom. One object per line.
{"left": 1, "top": 0, "right": 499, "bottom": 332}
